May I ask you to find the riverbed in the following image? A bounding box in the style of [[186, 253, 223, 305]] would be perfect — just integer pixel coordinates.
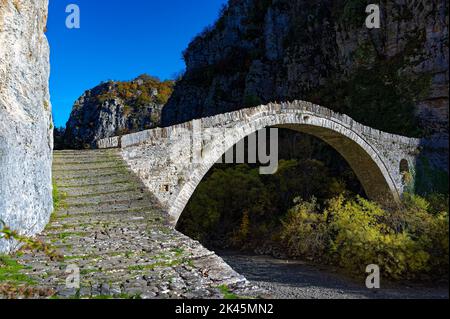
[[218, 251, 449, 299]]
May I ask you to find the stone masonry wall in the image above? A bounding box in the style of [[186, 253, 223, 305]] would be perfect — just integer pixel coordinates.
[[0, 0, 53, 253]]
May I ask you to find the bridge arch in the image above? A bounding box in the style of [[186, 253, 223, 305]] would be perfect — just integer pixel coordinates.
[[98, 100, 420, 227], [168, 107, 400, 225]]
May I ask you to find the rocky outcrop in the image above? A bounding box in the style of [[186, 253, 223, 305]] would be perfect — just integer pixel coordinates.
[[64, 75, 174, 149], [0, 0, 53, 253], [162, 0, 449, 137]]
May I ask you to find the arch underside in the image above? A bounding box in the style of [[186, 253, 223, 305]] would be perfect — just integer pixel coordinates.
[[277, 124, 398, 202], [169, 116, 400, 225]]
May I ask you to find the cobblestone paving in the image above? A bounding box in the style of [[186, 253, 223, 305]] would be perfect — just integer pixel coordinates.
[[6, 150, 266, 299]]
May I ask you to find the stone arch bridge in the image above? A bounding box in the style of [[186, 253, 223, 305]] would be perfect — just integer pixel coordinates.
[[97, 100, 421, 225]]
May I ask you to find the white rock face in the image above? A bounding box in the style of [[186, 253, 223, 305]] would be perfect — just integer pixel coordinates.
[[0, 0, 53, 253]]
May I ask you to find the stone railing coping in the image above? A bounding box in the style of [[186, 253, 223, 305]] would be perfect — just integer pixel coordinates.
[[97, 100, 424, 149]]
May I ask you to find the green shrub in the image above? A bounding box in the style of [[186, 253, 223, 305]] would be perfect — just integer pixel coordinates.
[[52, 181, 62, 212], [177, 164, 273, 244], [0, 255, 35, 286], [281, 198, 330, 261], [391, 193, 449, 277], [280, 194, 449, 280], [326, 196, 430, 279], [178, 158, 358, 248], [231, 211, 251, 247], [96, 75, 174, 108]]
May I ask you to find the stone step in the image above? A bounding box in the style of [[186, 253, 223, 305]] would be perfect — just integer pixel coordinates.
[[64, 189, 147, 205], [53, 163, 129, 173], [56, 175, 135, 188], [45, 221, 149, 237], [54, 167, 131, 179], [58, 179, 133, 189], [53, 167, 130, 179], [60, 237, 184, 258], [53, 170, 130, 184], [53, 153, 120, 162], [53, 209, 162, 223], [59, 200, 155, 215], [53, 155, 122, 163], [54, 149, 118, 156], [58, 182, 140, 197], [53, 159, 122, 166], [65, 192, 150, 207], [64, 187, 145, 199], [46, 217, 148, 232], [51, 211, 162, 226]]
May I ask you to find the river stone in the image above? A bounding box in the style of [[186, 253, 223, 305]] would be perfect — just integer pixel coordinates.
[[0, 0, 53, 253]]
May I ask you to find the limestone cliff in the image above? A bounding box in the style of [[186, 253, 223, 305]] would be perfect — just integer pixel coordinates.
[[64, 74, 174, 149], [162, 0, 448, 137], [0, 0, 53, 253]]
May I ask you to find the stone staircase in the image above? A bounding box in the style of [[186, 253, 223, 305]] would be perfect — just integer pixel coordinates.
[[4, 150, 264, 299]]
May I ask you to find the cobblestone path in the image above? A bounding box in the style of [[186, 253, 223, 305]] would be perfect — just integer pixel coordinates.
[[4, 150, 265, 299]]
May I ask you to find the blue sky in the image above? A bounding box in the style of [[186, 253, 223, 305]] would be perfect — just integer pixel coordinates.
[[48, 0, 227, 127]]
